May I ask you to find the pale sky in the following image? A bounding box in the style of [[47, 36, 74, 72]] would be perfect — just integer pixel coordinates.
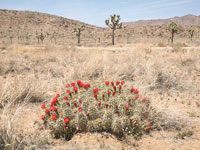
[[0, 0, 200, 27]]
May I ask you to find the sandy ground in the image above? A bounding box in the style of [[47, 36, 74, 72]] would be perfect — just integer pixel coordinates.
[[0, 44, 200, 150]]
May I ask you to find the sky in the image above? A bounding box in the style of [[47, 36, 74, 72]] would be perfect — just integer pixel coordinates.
[[0, 0, 200, 27]]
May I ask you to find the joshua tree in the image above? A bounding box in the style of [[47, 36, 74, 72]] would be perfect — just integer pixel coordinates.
[[105, 14, 122, 45], [73, 25, 85, 45], [168, 22, 178, 44], [39, 32, 45, 44], [188, 29, 194, 41]]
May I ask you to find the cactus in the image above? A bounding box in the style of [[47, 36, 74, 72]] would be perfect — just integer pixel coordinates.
[[168, 22, 178, 44], [188, 29, 194, 42], [73, 25, 85, 45], [105, 14, 122, 45]]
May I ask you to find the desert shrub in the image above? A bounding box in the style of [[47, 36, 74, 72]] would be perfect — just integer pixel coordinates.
[[40, 80, 154, 140], [157, 42, 166, 47]]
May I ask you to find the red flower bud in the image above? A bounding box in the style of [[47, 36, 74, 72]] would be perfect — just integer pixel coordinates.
[[116, 81, 120, 85], [105, 104, 109, 108], [86, 113, 90, 117], [64, 117, 69, 124], [78, 107, 83, 112], [107, 90, 111, 96], [134, 89, 139, 94], [146, 126, 152, 130], [135, 94, 139, 100], [98, 101, 101, 107], [94, 93, 98, 99], [66, 101, 70, 106], [71, 83, 75, 86], [73, 86, 78, 93], [56, 94, 60, 98], [112, 92, 116, 96], [126, 106, 129, 111], [121, 81, 125, 85], [111, 81, 114, 86], [79, 99, 82, 103], [41, 104, 46, 109], [64, 96, 68, 100], [65, 83, 70, 88], [45, 109, 50, 114], [41, 115, 45, 120], [52, 114, 57, 120], [142, 98, 147, 103], [105, 81, 109, 86], [74, 102, 77, 107]]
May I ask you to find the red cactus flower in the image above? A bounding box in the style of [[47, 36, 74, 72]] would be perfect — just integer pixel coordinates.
[[113, 86, 116, 91], [135, 94, 139, 100], [134, 89, 139, 94], [78, 107, 83, 112], [134, 121, 138, 125], [130, 88, 135, 93], [66, 101, 70, 106], [121, 81, 125, 85], [65, 83, 70, 88], [66, 90, 71, 94], [41, 104, 46, 109], [112, 92, 116, 96], [45, 109, 50, 114], [146, 126, 152, 130], [93, 88, 99, 93], [86, 113, 90, 117], [77, 80, 81, 85], [79, 82, 83, 87], [64, 96, 68, 100], [102, 94, 105, 100], [49, 106, 53, 111], [64, 117, 69, 124], [94, 93, 98, 99], [111, 81, 114, 86], [98, 101, 101, 107], [56, 94, 60, 98], [73, 86, 78, 93], [83, 84, 89, 89], [105, 81, 109, 86], [105, 104, 109, 108], [119, 85, 122, 91], [142, 98, 147, 103], [126, 106, 129, 111], [71, 82, 75, 86], [79, 99, 82, 103], [51, 97, 58, 106], [41, 115, 45, 120], [74, 102, 77, 107], [107, 90, 111, 96], [116, 81, 120, 85], [53, 107, 57, 112], [52, 114, 57, 120], [87, 83, 91, 88]]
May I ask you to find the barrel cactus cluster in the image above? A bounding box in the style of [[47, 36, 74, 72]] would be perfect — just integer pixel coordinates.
[[40, 80, 154, 140]]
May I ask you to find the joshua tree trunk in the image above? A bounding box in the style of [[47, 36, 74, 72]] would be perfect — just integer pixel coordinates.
[[78, 35, 80, 45], [112, 29, 115, 45], [171, 32, 174, 44]]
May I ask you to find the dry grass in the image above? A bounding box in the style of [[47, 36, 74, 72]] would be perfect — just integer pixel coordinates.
[[0, 44, 200, 149]]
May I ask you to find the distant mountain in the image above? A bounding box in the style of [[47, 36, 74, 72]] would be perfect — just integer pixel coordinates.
[[123, 14, 200, 26]]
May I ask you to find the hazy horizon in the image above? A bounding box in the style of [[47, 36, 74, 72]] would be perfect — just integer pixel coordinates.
[[0, 0, 200, 27]]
